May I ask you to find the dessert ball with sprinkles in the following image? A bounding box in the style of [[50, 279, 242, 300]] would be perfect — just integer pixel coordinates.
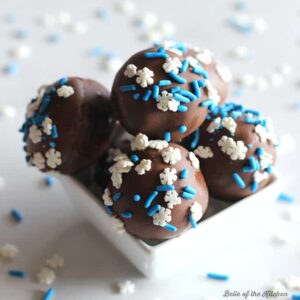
[[102, 134, 209, 240], [111, 43, 222, 143], [184, 102, 278, 201], [20, 77, 115, 174]]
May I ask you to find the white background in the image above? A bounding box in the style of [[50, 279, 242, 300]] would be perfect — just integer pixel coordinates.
[[0, 0, 300, 299]]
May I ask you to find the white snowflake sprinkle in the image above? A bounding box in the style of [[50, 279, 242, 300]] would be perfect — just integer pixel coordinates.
[[160, 168, 177, 185], [117, 280, 135, 294], [57, 85, 75, 98], [42, 117, 53, 135], [164, 190, 181, 209], [190, 202, 203, 222], [29, 125, 42, 144], [45, 149, 62, 169], [124, 64, 137, 78], [260, 151, 273, 170], [157, 91, 179, 112], [285, 275, 300, 290], [46, 254, 64, 269], [218, 136, 248, 160], [109, 159, 134, 189], [37, 267, 56, 285], [103, 188, 113, 206], [161, 147, 181, 165], [216, 62, 232, 82], [162, 57, 182, 74], [106, 148, 122, 163], [207, 117, 221, 133], [131, 133, 149, 151], [253, 171, 269, 183], [31, 152, 46, 170], [195, 49, 214, 65], [222, 117, 237, 135], [148, 140, 168, 150], [136, 67, 154, 88], [194, 146, 214, 159], [153, 207, 172, 227], [135, 159, 152, 175], [189, 152, 200, 169], [255, 124, 268, 143], [113, 153, 129, 162], [205, 80, 221, 105], [0, 243, 18, 259], [112, 216, 125, 234]]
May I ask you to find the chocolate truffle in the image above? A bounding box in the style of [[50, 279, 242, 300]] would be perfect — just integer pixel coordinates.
[[111, 43, 223, 142], [183, 102, 278, 201], [101, 134, 209, 240], [20, 77, 115, 174]]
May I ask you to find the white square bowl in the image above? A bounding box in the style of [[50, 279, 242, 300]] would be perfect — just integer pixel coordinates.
[[57, 171, 284, 279]]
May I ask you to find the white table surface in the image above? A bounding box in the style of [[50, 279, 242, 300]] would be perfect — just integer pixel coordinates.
[[0, 0, 300, 299]]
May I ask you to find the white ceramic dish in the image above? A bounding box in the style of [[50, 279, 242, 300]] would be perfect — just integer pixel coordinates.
[[58, 171, 284, 279]]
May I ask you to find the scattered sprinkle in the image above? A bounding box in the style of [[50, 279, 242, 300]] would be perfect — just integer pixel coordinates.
[[43, 288, 55, 300], [207, 272, 229, 281], [117, 280, 135, 294], [10, 209, 23, 223], [8, 270, 27, 278]]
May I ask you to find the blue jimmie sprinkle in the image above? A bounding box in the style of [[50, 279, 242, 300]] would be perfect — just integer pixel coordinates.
[[147, 204, 161, 217], [112, 192, 122, 202], [156, 185, 175, 192], [192, 67, 208, 79], [120, 84, 136, 92], [200, 99, 214, 107], [144, 52, 169, 59], [242, 156, 259, 172], [168, 71, 187, 84], [133, 93, 140, 100], [49, 142, 56, 148], [97, 8, 109, 20], [190, 129, 199, 149], [250, 181, 258, 192], [164, 131, 171, 142], [58, 77, 68, 85], [178, 105, 188, 112], [232, 173, 246, 189], [173, 93, 190, 103], [45, 175, 54, 187], [8, 270, 27, 278], [121, 211, 133, 219], [207, 272, 229, 281], [244, 109, 260, 116], [245, 118, 261, 125], [178, 125, 187, 133], [266, 165, 272, 174], [192, 80, 201, 98], [157, 47, 165, 53], [144, 191, 159, 208], [51, 125, 58, 139], [181, 192, 195, 200], [292, 294, 300, 300], [104, 206, 112, 215], [130, 154, 140, 163], [164, 223, 177, 232], [5, 62, 19, 76], [49, 87, 56, 94], [183, 186, 197, 195], [159, 80, 171, 87], [133, 194, 141, 202], [198, 80, 206, 88], [277, 193, 294, 203], [171, 86, 181, 93], [10, 209, 23, 222], [179, 90, 197, 101], [188, 214, 197, 228], [152, 85, 159, 99], [180, 168, 188, 179], [143, 89, 152, 101], [43, 288, 55, 300], [179, 59, 189, 73], [256, 147, 264, 157]]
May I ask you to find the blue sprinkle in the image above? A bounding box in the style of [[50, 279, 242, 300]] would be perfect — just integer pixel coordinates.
[[245, 118, 261, 125], [112, 192, 122, 202], [147, 204, 161, 217], [192, 80, 201, 98], [256, 147, 264, 157], [49, 87, 56, 94], [5, 62, 19, 76], [130, 154, 140, 163], [178, 105, 188, 112], [10, 209, 23, 222], [47, 33, 62, 43], [152, 85, 159, 99], [190, 129, 200, 149], [181, 191, 195, 200], [179, 59, 189, 73], [292, 294, 300, 300], [121, 211, 133, 219], [39, 96, 51, 113], [88, 47, 103, 57], [4, 14, 17, 24], [188, 214, 197, 228], [266, 165, 272, 174], [49, 142, 56, 148], [173, 93, 190, 103], [164, 223, 177, 232], [159, 80, 171, 87], [232, 173, 246, 189], [192, 67, 208, 79], [164, 131, 171, 142], [133, 194, 141, 202], [156, 185, 175, 192], [144, 52, 169, 59], [180, 168, 188, 179], [8, 270, 27, 278], [58, 77, 68, 85], [178, 125, 187, 133], [97, 8, 109, 19], [207, 272, 229, 281], [244, 109, 260, 116], [144, 191, 159, 208], [133, 93, 140, 100], [171, 86, 181, 93], [157, 47, 165, 53], [198, 80, 206, 88], [277, 193, 294, 203], [200, 99, 214, 107], [168, 71, 187, 84], [179, 90, 197, 101], [143, 89, 152, 101], [51, 125, 58, 139], [45, 175, 54, 187], [183, 186, 197, 195], [43, 288, 55, 300], [120, 84, 136, 92], [104, 206, 112, 215], [250, 181, 258, 192], [247, 144, 253, 148], [14, 29, 29, 39]]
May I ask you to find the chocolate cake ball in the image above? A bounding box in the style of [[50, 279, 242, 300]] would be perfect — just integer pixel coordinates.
[[20, 77, 115, 174], [183, 102, 278, 201], [111, 43, 224, 142], [101, 134, 209, 240]]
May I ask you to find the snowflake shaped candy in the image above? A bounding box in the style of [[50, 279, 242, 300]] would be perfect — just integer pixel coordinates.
[[57, 85, 75, 98], [218, 136, 248, 160], [124, 64, 137, 78], [253, 171, 269, 183], [160, 168, 177, 185], [117, 280, 135, 294], [153, 207, 172, 227], [46, 254, 64, 269], [156, 91, 179, 112], [189, 152, 200, 169], [255, 124, 268, 143], [164, 190, 181, 209], [135, 159, 152, 175], [148, 140, 168, 150], [162, 57, 182, 74], [45, 149, 62, 169], [161, 147, 181, 165], [205, 80, 221, 105], [131, 133, 149, 151], [109, 159, 134, 189], [260, 151, 273, 170], [31, 152, 46, 170], [29, 125, 42, 144], [194, 146, 214, 159], [216, 62, 232, 82], [136, 67, 154, 88], [207, 117, 221, 133], [112, 217, 125, 234], [195, 48, 214, 65], [0, 243, 18, 259], [37, 267, 56, 285], [42, 117, 53, 135], [221, 117, 237, 135], [103, 188, 113, 206], [190, 202, 203, 222]]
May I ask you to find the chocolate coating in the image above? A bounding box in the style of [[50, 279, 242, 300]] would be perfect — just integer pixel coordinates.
[[183, 102, 277, 201], [111, 46, 222, 142], [21, 77, 115, 174], [103, 140, 209, 240]]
